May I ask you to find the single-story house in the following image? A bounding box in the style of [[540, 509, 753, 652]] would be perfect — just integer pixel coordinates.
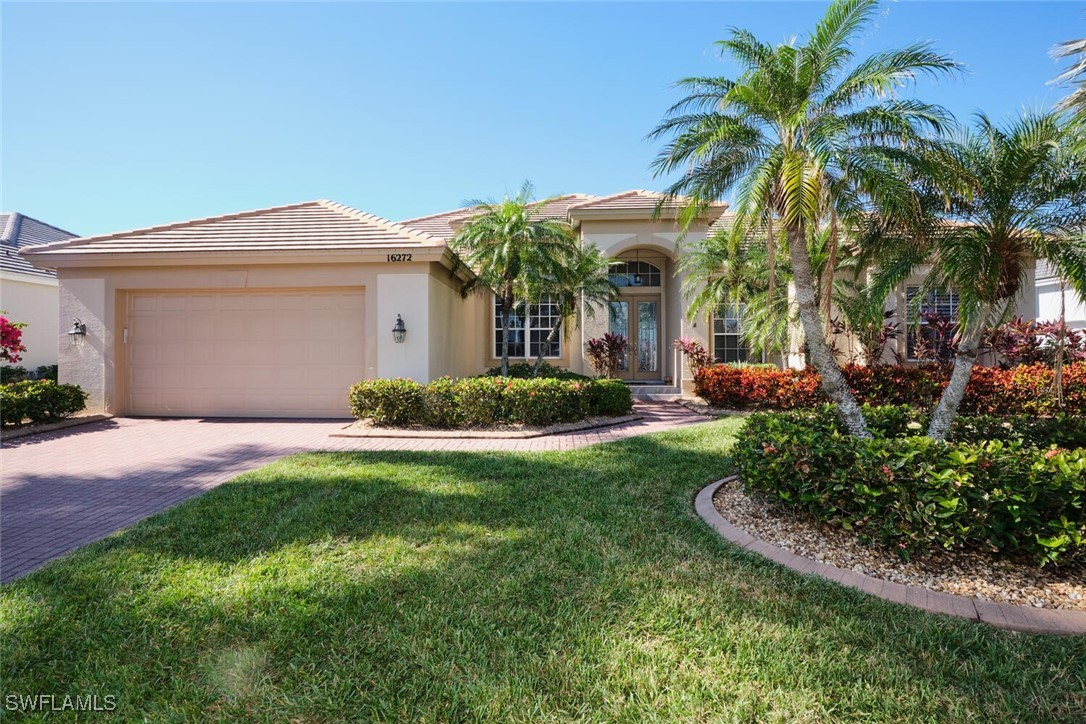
[[21, 194, 1076, 418], [1, 212, 78, 370], [22, 193, 725, 418]]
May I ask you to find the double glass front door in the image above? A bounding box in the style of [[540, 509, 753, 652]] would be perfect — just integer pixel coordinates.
[[609, 296, 661, 381]]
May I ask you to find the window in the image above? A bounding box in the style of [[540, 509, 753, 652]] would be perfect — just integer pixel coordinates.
[[494, 296, 562, 359], [608, 261, 661, 288], [713, 304, 749, 363], [906, 286, 959, 361]]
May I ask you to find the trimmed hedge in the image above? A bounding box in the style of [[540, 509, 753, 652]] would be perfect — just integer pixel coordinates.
[[348, 377, 632, 428], [694, 362, 1086, 415], [1, 380, 89, 427], [731, 408, 1086, 565], [819, 404, 1086, 449], [481, 362, 591, 381]]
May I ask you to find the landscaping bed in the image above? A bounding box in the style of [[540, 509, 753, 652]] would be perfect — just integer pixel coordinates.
[[694, 361, 1086, 415], [0, 379, 89, 428], [334, 412, 640, 439], [713, 479, 1085, 610], [726, 404, 1085, 611], [349, 376, 632, 429]]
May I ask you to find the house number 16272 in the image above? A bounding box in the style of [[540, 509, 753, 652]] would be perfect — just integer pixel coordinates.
[[387, 254, 413, 262]]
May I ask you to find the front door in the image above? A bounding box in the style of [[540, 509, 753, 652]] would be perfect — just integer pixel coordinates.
[[609, 296, 661, 381]]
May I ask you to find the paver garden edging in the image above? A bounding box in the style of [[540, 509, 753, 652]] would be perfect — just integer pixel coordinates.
[[331, 414, 642, 439], [0, 414, 113, 441], [696, 476, 1086, 636]]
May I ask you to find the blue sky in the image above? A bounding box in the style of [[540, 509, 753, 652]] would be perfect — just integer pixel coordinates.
[[3, 1, 1082, 236]]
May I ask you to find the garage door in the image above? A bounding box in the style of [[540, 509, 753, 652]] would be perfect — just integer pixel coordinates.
[[126, 289, 365, 418]]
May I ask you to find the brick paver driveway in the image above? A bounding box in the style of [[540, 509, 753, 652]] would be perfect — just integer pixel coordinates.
[[0, 402, 706, 582]]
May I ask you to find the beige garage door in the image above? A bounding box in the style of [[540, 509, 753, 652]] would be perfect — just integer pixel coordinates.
[[126, 289, 365, 418]]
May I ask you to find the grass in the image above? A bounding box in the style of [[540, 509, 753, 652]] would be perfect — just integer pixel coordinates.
[[2, 419, 1085, 721]]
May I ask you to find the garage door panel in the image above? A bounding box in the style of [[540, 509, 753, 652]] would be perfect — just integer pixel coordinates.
[[127, 289, 364, 418]]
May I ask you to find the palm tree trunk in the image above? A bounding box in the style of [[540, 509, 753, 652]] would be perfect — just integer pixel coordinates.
[[821, 209, 839, 337], [500, 298, 512, 377], [787, 223, 871, 439], [766, 215, 776, 303], [1053, 280, 1067, 408], [927, 311, 989, 440], [532, 318, 563, 376]]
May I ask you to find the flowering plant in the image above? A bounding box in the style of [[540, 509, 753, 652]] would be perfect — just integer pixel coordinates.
[[585, 333, 628, 378], [1, 315, 27, 364], [672, 336, 711, 373]]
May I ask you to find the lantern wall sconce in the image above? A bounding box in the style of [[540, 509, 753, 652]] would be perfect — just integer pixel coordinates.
[[392, 314, 407, 344], [66, 318, 87, 344]]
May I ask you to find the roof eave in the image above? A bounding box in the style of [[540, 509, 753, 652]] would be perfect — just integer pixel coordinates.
[[568, 205, 728, 225], [20, 245, 451, 270]]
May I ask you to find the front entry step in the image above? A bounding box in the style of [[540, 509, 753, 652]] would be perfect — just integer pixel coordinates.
[[627, 385, 683, 401]]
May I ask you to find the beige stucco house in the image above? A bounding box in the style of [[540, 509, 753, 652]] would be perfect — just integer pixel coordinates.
[[22, 192, 726, 418], [1, 212, 78, 370]]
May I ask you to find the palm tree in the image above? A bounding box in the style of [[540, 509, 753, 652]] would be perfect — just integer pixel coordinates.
[[1051, 37, 1086, 124], [525, 244, 618, 376], [650, 0, 959, 438], [682, 218, 891, 365], [450, 182, 582, 375], [862, 112, 1086, 439]]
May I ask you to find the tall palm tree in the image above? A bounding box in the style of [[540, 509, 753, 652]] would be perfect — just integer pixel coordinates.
[[649, 0, 959, 438], [450, 182, 582, 375], [862, 112, 1086, 439], [525, 244, 617, 376], [1051, 37, 1086, 124]]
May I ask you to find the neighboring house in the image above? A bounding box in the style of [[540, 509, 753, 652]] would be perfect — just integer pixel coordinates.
[[1036, 259, 1086, 330], [0, 212, 78, 370], [22, 194, 725, 418]]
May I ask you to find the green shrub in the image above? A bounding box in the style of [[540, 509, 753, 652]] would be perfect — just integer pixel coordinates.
[[796, 404, 1086, 448], [1, 365, 29, 384], [34, 364, 59, 382], [730, 410, 1086, 565], [456, 377, 512, 426], [348, 376, 632, 428], [585, 378, 633, 417], [348, 378, 425, 427], [481, 362, 590, 381], [0, 380, 89, 427], [505, 378, 588, 426], [420, 376, 464, 428]]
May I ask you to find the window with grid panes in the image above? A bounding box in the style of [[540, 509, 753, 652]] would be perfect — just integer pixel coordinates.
[[713, 304, 749, 363], [493, 295, 562, 358]]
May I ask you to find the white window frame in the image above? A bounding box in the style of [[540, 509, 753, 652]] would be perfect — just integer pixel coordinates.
[[712, 303, 749, 364], [493, 295, 562, 360]]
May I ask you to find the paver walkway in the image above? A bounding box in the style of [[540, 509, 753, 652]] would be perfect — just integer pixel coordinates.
[[0, 402, 706, 582]]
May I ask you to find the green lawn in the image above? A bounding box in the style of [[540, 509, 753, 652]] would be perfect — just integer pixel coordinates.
[[2, 419, 1084, 721]]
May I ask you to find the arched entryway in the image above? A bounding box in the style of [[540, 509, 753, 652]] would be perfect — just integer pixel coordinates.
[[608, 252, 666, 382]]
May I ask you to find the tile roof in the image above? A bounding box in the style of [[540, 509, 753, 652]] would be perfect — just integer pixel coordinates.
[[1, 212, 77, 279], [22, 201, 443, 260], [400, 194, 600, 241], [397, 207, 478, 242], [567, 190, 727, 216]]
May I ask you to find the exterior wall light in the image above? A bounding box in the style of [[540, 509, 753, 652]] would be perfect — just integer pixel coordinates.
[[392, 314, 407, 344], [67, 318, 87, 344]]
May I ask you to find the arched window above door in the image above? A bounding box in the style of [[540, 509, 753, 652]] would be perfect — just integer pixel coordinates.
[[608, 260, 661, 288]]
